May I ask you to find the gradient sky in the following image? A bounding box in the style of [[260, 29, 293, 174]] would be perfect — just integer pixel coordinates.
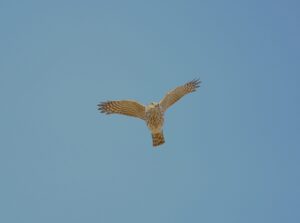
[[1, 1, 300, 223]]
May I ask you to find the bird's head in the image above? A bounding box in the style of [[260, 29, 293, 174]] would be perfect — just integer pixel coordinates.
[[150, 102, 159, 108]]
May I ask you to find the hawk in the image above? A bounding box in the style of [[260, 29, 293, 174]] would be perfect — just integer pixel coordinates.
[[98, 79, 201, 147]]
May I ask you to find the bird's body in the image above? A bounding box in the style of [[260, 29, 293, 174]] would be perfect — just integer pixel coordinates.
[[98, 79, 201, 147], [145, 102, 164, 133], [145, 102, 165, 146]]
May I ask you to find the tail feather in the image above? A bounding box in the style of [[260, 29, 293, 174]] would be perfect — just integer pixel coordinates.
[[152, 131, 165, 147]]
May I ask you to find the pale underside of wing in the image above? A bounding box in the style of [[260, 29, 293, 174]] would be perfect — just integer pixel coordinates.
[[159, 79, 201, 112], [98, 100, 146, 120]]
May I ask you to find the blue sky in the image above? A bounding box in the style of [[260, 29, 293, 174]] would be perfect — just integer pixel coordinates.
[[1, 0, 300, 222]]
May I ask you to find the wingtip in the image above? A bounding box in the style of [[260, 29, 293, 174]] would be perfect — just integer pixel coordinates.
[[191, 78, 201, 88], [97, 102, 106, 113]]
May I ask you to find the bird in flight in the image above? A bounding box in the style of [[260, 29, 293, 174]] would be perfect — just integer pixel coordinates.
[[98, 79, 201, 147]]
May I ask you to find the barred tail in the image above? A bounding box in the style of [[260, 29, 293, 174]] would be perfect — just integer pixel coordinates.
[[152, 131, 165, 147]]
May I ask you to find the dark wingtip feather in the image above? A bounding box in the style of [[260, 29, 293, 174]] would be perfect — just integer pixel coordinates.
[[97, 101, 108, 114], [189, 78, 201, 90]]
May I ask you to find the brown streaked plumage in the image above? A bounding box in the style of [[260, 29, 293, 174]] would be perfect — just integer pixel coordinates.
[[98, 79, 201, 147], [159, 79, 201, 112], [98, 100, 146, 120]]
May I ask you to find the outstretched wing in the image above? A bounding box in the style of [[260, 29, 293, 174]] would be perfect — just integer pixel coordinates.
[[98, 100, 146, 120], [159, 79, 201, 112]]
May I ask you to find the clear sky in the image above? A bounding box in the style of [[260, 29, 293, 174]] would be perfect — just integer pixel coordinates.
[[1, 0, 300, 223]]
